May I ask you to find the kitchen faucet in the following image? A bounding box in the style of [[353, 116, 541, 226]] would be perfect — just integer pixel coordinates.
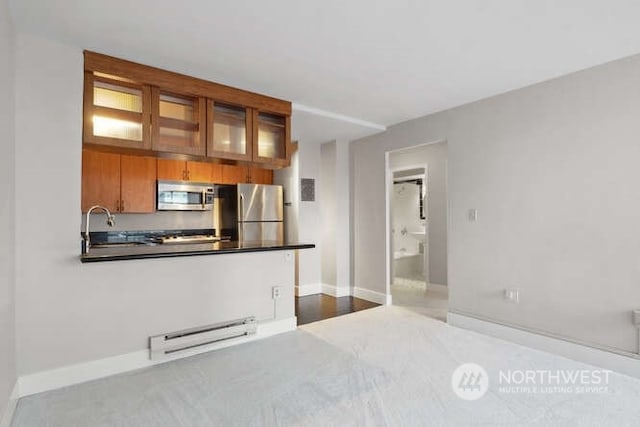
[[84, 205, 115, 253]]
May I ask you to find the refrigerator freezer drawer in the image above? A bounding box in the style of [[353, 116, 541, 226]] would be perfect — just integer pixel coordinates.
[[239, 222, 284, 242]]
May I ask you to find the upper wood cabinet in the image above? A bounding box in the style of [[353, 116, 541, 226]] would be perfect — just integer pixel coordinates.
[[187, 161, 213, 182], [157, 158, 212, 182], [207, 102, 252, 161], [216, 164, 273, 185], [120, 155, 157, 213], [83, 72, 151, 150], [250, 166, 274, 185], [82, 149, 120, 212], [220, 164, 249, 184], [253, 111, 291, 167], [206, 101, 290, 166], [83, 51, 292, 168], [82, 149, 156, 213], [152, 89, 206, 156]]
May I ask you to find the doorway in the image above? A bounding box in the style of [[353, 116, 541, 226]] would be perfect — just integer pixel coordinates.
[[386, 142, 449, 321]]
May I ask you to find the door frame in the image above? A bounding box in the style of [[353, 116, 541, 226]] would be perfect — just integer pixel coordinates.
[[384, 140, 448, 303]]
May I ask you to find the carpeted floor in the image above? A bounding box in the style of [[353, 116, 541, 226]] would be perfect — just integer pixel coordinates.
[[12, 306, 640, 426], [392, 279, 448, 321]]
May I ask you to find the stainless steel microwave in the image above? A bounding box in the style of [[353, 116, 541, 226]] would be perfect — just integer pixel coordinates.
[[157, 180, 215, 211]]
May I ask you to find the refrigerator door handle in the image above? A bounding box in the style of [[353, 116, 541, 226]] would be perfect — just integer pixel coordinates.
[[239, 193, 245, 241]]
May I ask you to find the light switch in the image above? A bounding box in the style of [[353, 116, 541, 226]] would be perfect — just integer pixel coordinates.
[[468, 209, 478, 222]]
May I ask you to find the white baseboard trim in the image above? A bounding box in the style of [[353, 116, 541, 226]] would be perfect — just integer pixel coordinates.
[[0, 382, 19, 427], [17, 317, 297, 398], [321, 283, 351, 298], [447, 311, 640, 379], [257, 316, 297, 337], [353, 287, 391, 305], [296, 283, 322, 296], [296, 284, 392, 305]]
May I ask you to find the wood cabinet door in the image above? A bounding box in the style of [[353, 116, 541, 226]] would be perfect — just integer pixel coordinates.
[[81, 149, 121, 212], [152, 89, 206, 156], [186, 161, 212, 182], [252, 111, 290, 167], [157, 158, 186, 180], [120, 155, 157, 213], [221, 164, 249, 184], [250, 166, 273, 185], [211, 163, 223, 183], [207, 101, 253, 162], [84, 73, 151, 150]]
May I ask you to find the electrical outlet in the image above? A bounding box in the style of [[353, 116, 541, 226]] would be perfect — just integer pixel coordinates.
[[633, 309, 640, 326], [272, 286, 282, 299], [468, 209, 478, 222], [504, 289, 519, 304]]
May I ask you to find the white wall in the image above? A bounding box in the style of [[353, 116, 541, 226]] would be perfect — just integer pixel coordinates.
[[320, 141, 337, 287], [14, 32, 296, 376], [390, 142, 448, 285], [295, 141, 322, 292], [353, 53, 640, 355], [0, 0, 16, 418], [318, 139, 352, 295], [334, 140, 351, 291], [276, 138, 350, 297]]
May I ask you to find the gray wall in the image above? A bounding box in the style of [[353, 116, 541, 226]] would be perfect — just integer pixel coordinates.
[[390, 142, 448, 285], [0, 0, 16, 418], [352, 53, 640, 354]]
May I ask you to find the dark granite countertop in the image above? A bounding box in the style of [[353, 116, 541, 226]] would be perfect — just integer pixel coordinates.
[[80, 239, 315, 263]]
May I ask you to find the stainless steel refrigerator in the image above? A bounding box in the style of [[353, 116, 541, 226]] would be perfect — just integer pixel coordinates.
[[218, 184, 284, 242]]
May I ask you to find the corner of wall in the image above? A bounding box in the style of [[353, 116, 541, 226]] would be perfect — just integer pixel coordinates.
[[0, 0, 17, 422]]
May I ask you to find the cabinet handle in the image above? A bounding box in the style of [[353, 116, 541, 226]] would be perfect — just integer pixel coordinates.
[[187, 170, 190, 180], [121, 199, 125, 212], [115, 200, 120, 212]]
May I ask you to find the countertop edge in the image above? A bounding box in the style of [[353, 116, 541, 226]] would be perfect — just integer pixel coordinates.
[[80, 243, 315, 263]]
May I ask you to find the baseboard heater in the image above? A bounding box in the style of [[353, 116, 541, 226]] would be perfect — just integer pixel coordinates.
[[149, 316, 257, 360]]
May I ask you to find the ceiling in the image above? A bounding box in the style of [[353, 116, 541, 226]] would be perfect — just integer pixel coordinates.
[[10, 0, 640, 142]]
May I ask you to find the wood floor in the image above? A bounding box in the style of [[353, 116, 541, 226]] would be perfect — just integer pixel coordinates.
[[295, 294, 380, 325]]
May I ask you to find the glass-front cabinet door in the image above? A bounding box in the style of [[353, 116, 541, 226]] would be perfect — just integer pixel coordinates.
[[83, 72, 151, 149], [253, 111, 290, 167], [207, 101, 252, 161], [152, 89, 206, 156]]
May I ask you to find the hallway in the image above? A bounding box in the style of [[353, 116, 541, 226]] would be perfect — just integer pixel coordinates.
[[391, 280, 448, 322]]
